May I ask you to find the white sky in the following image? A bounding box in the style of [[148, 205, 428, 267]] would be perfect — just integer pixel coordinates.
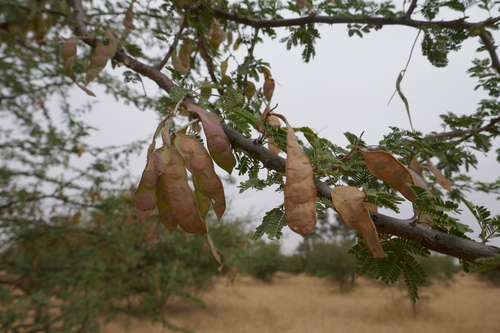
[[78, 6, 500, 254]]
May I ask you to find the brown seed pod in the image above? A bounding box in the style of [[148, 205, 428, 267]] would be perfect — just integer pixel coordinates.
[[331, 186, 387, 258], [86, 27, 117, 84], [357, 149, 417, 202], [273, 113, 317, 237], [426, 157, 451, 191], [132, 146, 171, 223], [263, 77, 275, 103], [181, 102, 236, 174], [159, 147, 206, 235], [174, 133, 226, 221]]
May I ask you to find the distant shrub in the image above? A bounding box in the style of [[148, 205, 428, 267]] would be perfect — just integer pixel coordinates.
[[416, 254, 461, 285], [278, 254, 305, 274], [240, 241, 280, 282], [477, 269, 500, 286], [305, 241, 357, 292]]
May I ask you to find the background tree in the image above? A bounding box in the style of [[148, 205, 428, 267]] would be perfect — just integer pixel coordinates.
[[2, 0, 500, 330]]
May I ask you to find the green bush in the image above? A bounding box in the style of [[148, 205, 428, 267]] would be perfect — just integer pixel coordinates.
[[477, 269, 500, 286], [305, 241, 357, 292], [417, 254, 461, 285], [0, 195, 248, 332], [240, 241, 281, 282], [278, 254, 305, 274]]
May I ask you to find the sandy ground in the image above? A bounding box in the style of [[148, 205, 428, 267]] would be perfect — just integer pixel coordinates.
[[101, 273, 500, 333]]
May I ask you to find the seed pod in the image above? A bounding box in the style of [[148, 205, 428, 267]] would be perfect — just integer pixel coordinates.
[[331, 186, 387, 258], [62, 37, 95, 96], [274, 113, 317, 236], [263, 77, 275, 103], [179, 42, 192, 69], [160, 147, 206, 235], [193, 176, 212, 220], [181, 102, 236, 174], [357, 148, 417, 202], [156, 179, 177, 234], [86, 27, 118, 84], [426, 157, 451, 191], [133, 146, 171, 222], [62, 37, 79, 81], [174, 133, 226, 221], [123, 3, 136, 30], [245, 81, 256, 101], [209, 22, 226, 51], [172, 49, 189, 75]]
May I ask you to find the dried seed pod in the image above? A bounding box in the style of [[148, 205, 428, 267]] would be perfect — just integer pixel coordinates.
[[171, 49, 189, 75], [86, 27, 118, 84], [331, 186, 387, 258], [62, 37, 95, 96], [123, 3, 136, 30], [426, 157, 451, 191], [160, 147, 206, 235], [193, 176, 212, 220], [174, 133, 226, 220], [156, 178, 177, 234], [179, 42, 192, 69], [408, 156, 423, 175], [133, 146, 171, 222], [245, 81, 256, 101], [263, 77, 275, 103], [182, 102, 236, 174], [274, 113, 317, 236], [357, 148, 417, 202], [209, 22, 226, 50]]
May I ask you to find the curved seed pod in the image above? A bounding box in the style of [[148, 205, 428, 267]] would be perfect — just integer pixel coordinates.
[[182, 102, 236, 174], [172, 49, 189, 75], [62, 37, 95, 96], [179, 42, 192, 69], [426, 157, 451, 190], [123, 3, 136, 30], [357, 148, 417, 202], [331, 186, 387, 258], [62, 37, 79, 81], [267, 115, 281, 155], [156, 178, 176, 234], [245, 81, 256, 101], [263, 77, 275, 103], [408, 156, 423, 175], [193, 176, 212, 220], [174, 133, 226, 220], [209, 22, 226, 51], [274, 113, 317, 237], [161, 147, 206, 235], [86, 27, 118, 84], [133, 146, 171, 222]]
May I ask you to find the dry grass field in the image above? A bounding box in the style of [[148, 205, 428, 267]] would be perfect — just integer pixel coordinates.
[[102, 273, 500, 333]]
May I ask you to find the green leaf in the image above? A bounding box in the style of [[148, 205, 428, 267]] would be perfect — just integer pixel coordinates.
[[254, 207, 287, 240]]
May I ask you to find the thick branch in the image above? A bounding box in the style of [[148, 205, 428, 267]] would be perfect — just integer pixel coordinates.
[[223, 122, 500, 264], [193, 5, 500, 30], [70, 0, 500, 265]]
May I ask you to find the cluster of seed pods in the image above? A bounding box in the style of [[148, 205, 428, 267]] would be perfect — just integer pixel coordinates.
[[132, 106, 237, 264]]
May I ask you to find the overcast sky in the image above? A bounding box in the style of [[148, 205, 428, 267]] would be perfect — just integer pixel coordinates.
[[79, 4, 500, 254]]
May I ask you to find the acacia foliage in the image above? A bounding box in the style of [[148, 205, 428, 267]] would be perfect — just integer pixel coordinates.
[[2, 0, 500, 329]]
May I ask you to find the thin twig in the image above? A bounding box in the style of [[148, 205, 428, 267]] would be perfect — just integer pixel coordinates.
[[242, 27, 260, 97], [197, 33, 225, 96], [479, 31, 500, 75], [155, 16, 189, 70]]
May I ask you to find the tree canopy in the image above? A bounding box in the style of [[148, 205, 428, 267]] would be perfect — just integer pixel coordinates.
[[2, 0, 500, 329]]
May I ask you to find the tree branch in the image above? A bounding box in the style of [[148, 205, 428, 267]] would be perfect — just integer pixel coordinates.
[[430, 115, 500, 139], [70, 0, 500, 265], [403, 0, 418, 19], [479, 31, 500, 75], [155, 15, 189, 70], [223, 122, 500, 265]]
